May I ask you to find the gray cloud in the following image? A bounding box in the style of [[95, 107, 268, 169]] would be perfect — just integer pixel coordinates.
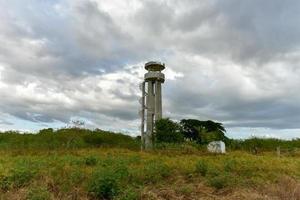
[[1, 0, 300, 137]]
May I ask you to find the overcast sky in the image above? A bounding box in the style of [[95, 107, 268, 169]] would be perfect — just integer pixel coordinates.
[[1, 0, 300, 139]]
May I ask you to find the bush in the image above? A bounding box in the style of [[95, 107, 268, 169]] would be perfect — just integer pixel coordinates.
[[142, 160, 171, 183], [0, 175, 10, 191], [84, 156, 98, 166], [88, 169, 120, 199], [224, 159, 238, 172], [88, 165, 129, 199], [70, 168, 85, 185], [207, 175, 229, 190], [38, 128, 54, 135], [26, 187, 50, 200], [114, 164, 129, 180], [10, 167, 36, 188], [0, 166, 36, 191], [83, 134, 103, 147], [195, 160, 208, 176]]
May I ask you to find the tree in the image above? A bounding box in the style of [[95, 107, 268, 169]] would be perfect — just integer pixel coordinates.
[[70, 120, 85, 129], [155, 118, 183, 143], [180, 119, 203, 142], [38, 128, 54, 134], [180, 119, 227, 144], [202, 120, 226, 133]]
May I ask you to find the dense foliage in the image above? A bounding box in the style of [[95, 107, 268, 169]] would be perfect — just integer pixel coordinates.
[[0, 128, 139, 150], [154, 118, 300, 153], [0, 126, 299, 153], [155, 118, 228, 145], [155, 118, 183, 143], [180, 119, 228, 144], [228, 137, 300, 152]]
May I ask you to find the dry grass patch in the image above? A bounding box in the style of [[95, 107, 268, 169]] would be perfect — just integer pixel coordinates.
[[267, 176, 300, 200]]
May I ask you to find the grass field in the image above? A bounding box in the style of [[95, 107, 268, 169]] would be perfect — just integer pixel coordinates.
[[1, 147, 300, 200]]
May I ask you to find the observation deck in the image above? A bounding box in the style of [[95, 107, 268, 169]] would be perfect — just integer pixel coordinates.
[[145, 61, 165, 71]]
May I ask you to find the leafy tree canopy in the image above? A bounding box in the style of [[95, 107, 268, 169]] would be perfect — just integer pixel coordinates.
[[154, 118, 228, 144], [155, 118, 184, 143], [180, 119, 228, 144]]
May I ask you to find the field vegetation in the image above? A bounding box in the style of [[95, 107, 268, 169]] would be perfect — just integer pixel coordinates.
[[0, 125, 300, 200]]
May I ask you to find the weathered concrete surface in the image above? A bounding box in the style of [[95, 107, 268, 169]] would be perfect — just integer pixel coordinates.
[[142, 61, 165, 150]]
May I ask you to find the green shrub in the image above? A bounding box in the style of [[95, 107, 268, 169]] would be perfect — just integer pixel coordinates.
[[207, 166, 221, 177], [70, 168, 85, 185], [195, 160, 208, 176], [49, 164, 85, 193], [26, 187, 50, 200], [207, 175, 229, 190], [84, 156, 98, 166], [10, 167, 36, 188], [88, 169, 120, 199], [83, 134, 103, 147], [0, 175, 10, 191], [1, 163, 37, 190], [129, 160, 170, 184], [142, 161, 171, 183], [38, 128, 54, 135], [114, 164, 129, 180], [224, 159, 238, 172]]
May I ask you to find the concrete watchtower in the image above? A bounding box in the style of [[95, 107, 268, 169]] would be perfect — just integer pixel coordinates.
[[140, 61, 165, 150]]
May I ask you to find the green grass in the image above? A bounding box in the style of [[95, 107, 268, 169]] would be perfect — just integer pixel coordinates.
[[0, 148, 299, 199], [0, 129, 300, 199]]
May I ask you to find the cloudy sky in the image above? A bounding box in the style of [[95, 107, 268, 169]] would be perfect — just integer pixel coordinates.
[[1, 0, 300, 139]]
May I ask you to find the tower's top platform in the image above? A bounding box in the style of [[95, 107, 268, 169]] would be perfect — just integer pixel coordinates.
[[145, 61, 165, 71]]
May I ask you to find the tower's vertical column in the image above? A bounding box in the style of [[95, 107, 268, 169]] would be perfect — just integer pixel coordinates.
[[142, 61, 165, 151], [155, 81, 162, 120], [140, 81, 145, 150], [145, 81, 154, 150]]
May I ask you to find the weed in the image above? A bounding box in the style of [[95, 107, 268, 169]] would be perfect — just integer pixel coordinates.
[[224, 159, 238, 172], [70, 168, 85, 185], [114, 164, 129, 180], [26, 186, 50, 200], [207, 175, 229, 190], [195, 160, 208, 176], [84, 155, 98, 166], [0, 175, 10, 191], [116, 187, 140, 200], [177, 184, 194, 196], [88, 169, 120, 199], [10, 167, 36, 188], [142, 160, 171, 183]]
